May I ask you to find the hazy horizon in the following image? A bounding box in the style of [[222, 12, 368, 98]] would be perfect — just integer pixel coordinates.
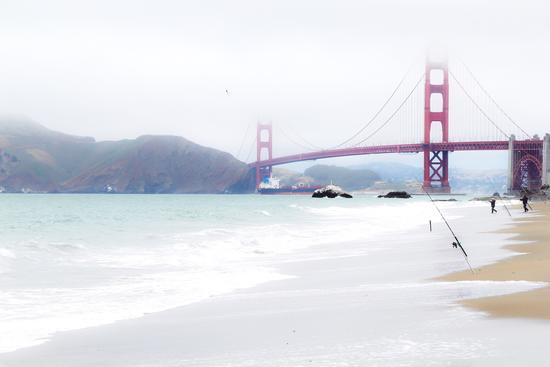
[[1, 0, 549, 170]]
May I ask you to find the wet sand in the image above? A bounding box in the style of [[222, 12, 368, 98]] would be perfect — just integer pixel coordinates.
[[441, 202, 550, 319], [3, 203, 550, 366]]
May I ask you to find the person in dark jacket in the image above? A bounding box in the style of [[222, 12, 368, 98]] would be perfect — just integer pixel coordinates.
[[521, 195, 529, 212], [490, 198, 497, 214]]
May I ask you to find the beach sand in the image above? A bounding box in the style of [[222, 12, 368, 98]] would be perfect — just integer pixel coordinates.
[[3, 203, 550, 366], [441, 203, 550, 319]]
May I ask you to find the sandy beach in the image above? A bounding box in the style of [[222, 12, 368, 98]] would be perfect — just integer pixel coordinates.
[[442, 202, 550, 319], [2, 200, 550, 367]]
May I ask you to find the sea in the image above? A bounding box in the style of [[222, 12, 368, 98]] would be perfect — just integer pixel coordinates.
[[0, 194, 546, 360]]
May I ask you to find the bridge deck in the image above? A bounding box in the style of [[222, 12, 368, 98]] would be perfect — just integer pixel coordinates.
[[250, 140, 543, 167]]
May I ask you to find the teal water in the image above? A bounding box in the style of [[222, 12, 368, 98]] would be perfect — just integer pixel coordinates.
[[0, 193, 467, 353], [3, 194, 549, 366]]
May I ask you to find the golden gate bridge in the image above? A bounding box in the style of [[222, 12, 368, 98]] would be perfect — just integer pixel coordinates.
[[246, 57, 550, 193]]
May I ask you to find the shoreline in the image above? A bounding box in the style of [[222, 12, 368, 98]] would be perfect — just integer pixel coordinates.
[[440, 203, 550, 319], [3, 202, 549, 366]]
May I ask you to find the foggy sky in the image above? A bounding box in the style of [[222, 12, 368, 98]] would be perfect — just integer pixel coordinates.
[[1, 0, 549, 169]]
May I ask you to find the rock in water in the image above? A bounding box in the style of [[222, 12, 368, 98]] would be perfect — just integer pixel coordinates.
[[312, 190, 324, 198], [312, 184, 352, 198], [377, 191, 412, 199]]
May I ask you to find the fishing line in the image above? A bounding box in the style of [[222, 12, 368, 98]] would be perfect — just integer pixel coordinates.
[[496, 194, 512, 217], [502, 201, 512, 217], [422, 186, 474, 274]]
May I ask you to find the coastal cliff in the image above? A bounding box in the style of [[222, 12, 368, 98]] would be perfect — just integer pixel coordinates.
[[0, 118, 254, 193]]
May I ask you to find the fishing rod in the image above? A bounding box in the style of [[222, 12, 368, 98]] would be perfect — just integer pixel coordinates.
[[521, 189, 534, 211], [501, 199, 512, 217], [422, 186, 474, 274], [502, 203, 512, 216]]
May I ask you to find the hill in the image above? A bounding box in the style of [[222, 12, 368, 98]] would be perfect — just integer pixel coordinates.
[[305, 165, 380, 190], [0, 117, 254, 193], [349, 162, 423, 182], [272, 165, 380, 191], [273, 161, 507, 194], [349, 161, 506, 194]]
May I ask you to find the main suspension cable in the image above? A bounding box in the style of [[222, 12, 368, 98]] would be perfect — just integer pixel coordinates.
[[235, 122, 252, 160], [456, 58, 530, 139], [449, 71, 510, 139], [278, 126, 323, 152], [352, 73, 424, 147], [331, 63, 416, 149], [244, 137, 256, 163]]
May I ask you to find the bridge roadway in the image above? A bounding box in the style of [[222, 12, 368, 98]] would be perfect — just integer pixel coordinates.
[[250, 140, 543, 168]]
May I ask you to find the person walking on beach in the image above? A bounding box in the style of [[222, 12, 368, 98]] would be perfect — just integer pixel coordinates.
[[521, 195, 529, 212], [490, 198, 497, 214]]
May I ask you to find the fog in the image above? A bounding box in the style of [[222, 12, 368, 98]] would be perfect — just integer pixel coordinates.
[[0, 0, 548, 169]]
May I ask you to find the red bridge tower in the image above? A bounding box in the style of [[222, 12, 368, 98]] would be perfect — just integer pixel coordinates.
[[256, 122, 273, 188], [423, 60, 451, 193]]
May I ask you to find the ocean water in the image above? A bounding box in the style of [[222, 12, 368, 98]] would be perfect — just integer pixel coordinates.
[[0, 194, 540, 356]]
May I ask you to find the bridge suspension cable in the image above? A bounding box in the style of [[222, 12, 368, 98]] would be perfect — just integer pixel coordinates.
[[330, 64, 416, 149], [235, 122, 252, 160], [351, 73, 425, 147], [248, 56, 530, 166], [278, 125, 324, 152], [449, 71, 510, 139], [457, 58, 530, 139], [244, 137, 256, 163]]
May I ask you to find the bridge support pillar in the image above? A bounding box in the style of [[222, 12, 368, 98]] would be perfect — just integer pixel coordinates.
[[544, 133, 550, 187], [510, 137, 544, 193], [423, 149, 450, 193], [423, 59, 450, 193], [507, 135, 515, 193], [255, 122, 273, 189]]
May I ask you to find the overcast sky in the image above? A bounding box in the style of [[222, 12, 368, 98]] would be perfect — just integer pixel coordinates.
[[1, 0, 549, 169]]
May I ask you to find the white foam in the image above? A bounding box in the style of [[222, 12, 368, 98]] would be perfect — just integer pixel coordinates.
[[0, 196, 528, 355], [0, 248, 16, 259], [0, 267, 292, 353]]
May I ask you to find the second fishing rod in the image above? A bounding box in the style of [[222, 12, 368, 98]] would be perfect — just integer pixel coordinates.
[[422, 187, 474, 274]]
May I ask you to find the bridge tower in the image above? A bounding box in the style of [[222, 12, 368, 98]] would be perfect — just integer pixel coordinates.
[[423, 60, 450, 193], [508, 136, 544, 193], [507, 135, 516, 192], [544, 134, 550, 187], [256, 122, 273, 189]]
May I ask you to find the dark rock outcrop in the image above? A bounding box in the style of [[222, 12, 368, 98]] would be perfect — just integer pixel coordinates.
[[377, 191, 412, 199], [312, 185, 353, 199]]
